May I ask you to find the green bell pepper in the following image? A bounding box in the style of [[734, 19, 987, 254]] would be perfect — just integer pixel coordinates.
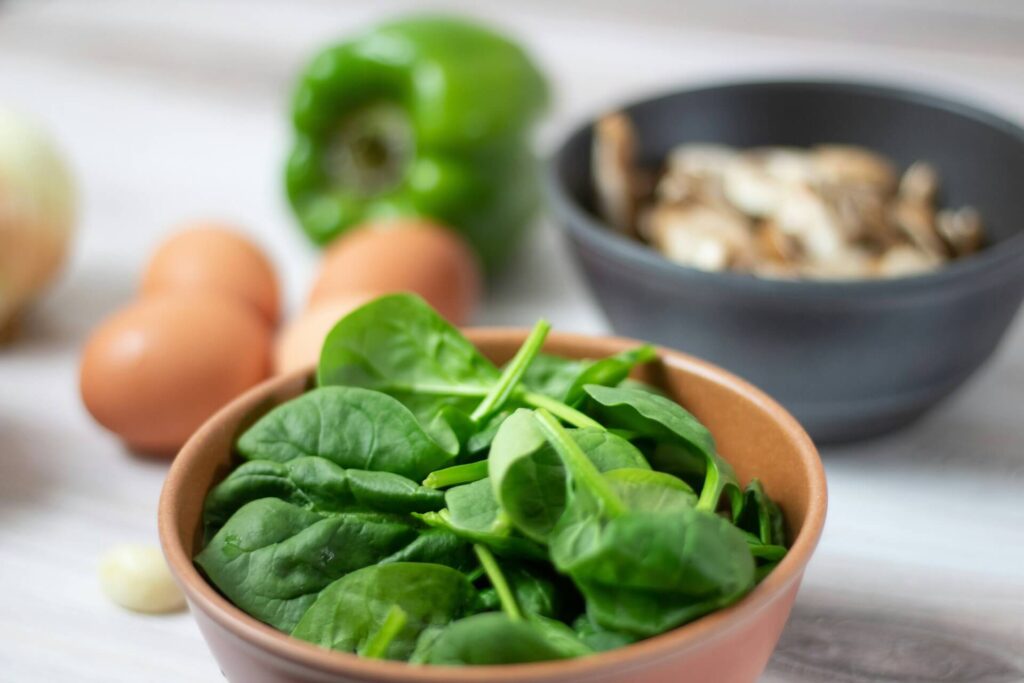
[[286, 16, 548, 273]]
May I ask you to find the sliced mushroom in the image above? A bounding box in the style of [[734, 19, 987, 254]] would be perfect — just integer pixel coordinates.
[[813, 145, 898, 195], [826, 185, 891, 246], [899, 161, 939, 204], [875, 245, 942, 277], [646, 204, 753, 272], [799, 246, 876, 280], [756, 220, 802, 264], [936, 207, 984, 257], [773, 186, 845, 262], [666, 143, 737, 178], [590, 111, 985, 282], [658, 143, 736, 205], [593, 112, 639, 235], [722, 156, 789, 217], [758, 147, 818, 186], [890, 199, 948, 259]]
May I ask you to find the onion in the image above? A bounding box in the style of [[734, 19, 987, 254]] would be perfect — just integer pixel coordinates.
[[0, 109, 75, 342]]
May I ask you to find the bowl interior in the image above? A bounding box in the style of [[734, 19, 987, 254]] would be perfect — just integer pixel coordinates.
[[555, 80, 1024, 248], [161, 329, 825, 681]]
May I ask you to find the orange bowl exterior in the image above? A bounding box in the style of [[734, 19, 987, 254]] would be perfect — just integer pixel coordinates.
[[159, 329, 827, 683]]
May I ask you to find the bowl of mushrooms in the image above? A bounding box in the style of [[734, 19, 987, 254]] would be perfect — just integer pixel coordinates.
[[548, 80, 1024, 442]]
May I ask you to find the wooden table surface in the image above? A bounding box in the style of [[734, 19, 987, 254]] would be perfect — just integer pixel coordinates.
[[1, 1, 1022, 681]]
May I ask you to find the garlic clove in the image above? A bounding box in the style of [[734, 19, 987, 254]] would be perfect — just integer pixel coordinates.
[[99, 545, 186, 614]]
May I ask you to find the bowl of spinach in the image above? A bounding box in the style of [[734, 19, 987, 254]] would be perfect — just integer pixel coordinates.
[[158, 293, 826, 683]]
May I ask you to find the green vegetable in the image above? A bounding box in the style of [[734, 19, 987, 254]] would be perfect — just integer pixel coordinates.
[[202, 457, 444, 538], [317, 294, 499, 414], [194, 294, 788, 666], [418, 479, 547, 561], [523, 346, 656, 406], [471, 319, 549, 422], [317, 294, 601, 430], [195, 499, 421, 631], [489, 409, 648, 543], [534, 409, 755, 637], [285, 16, 548, 272], [237, 386, 455, 481], [412, 612, 589, 665], [291, 563, 474, 660], [473, 545, 522, 621], [378, 528, 474, 570], [583, 385, 741, 512], [735, 479, 788, 548]]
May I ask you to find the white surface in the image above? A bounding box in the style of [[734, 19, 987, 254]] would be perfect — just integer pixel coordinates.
[[1, 1, 1022, 681]]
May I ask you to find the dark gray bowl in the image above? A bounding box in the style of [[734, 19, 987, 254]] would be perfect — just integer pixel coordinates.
[[548, 80, 1024, 443]]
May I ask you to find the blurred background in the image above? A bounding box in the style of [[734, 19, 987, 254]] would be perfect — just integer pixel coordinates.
[[1, 1, 1022, 681]]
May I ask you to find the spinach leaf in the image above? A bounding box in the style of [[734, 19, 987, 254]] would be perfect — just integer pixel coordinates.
[[236, 386, 455, 481], [554, 508, 755, 637], [417, 479, 548, 562], [489, 409, 648, 543], [378, 529, 474, 571], [522, 346, 656, 406], [583, 385, 740, 512], [317, 292, 499, 402], [533, 409, 754, 638], [469, 560, 580, 621], [411, 612, 590, 665], [194, 499, 420, 632], [565, 346, 656, 406], [471, 319, 549, 422], [291, 563, 474, 661], [734, 479, 788, 547], [202, 457, 444, 537], [572, 614, 637, 652], [602, 468, 697, 512]]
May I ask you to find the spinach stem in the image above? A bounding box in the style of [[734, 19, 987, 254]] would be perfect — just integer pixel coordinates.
[[471, 320, 551, 422], [422, 460, 489, 489], [696, 462, 722, 512], [533, 409, 628, 518], [473, 545, 523, 622], [359, 604, 407, 659], [521, 391, 604, 430]]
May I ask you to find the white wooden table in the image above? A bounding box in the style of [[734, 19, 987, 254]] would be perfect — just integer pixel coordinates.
[[1, 1, 1022, 680]]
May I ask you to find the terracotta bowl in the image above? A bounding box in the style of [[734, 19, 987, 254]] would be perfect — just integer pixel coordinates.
[[159, 329, 827, 683]]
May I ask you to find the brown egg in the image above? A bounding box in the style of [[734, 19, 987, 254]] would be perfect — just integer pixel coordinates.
[[273, 291, 383, 375], [308, 219, 481, 325], [80, 294, 271, 456], [141, 223, 280, 326]]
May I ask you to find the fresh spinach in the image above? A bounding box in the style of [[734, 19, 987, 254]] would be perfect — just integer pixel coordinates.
[[202, 457, 444, 538], [417, 479, 548, 562], [317, 293, 499, 405], [195, 294, 789, 667], [534, 409, 754, 637], [236, 386, 455, 481], [583, 385, 741, 512], [412, 612, 590, 665], [735, 479, 787, 547], [195, 499, 421, 632], [489, 409, 648, 543], [522, 346, 656, 406], [291, 563, 474, 661]]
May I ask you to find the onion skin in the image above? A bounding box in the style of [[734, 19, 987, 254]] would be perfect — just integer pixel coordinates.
[[0, 109, 75, 341]]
